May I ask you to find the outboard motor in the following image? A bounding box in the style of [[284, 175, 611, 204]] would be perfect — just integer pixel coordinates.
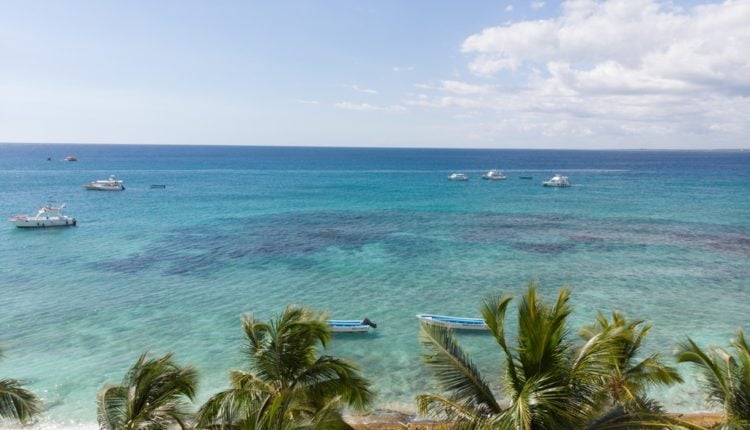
[[362, 318, 377, 329]]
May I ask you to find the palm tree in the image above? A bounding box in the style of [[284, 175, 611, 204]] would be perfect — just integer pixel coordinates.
[[417, 284, 684, 430], [196, 305, 373, 430], [97, 352, 197, 430], [0, 343, 42, 423], [676, 330, 750, 429], [580, 311, 683, 409]]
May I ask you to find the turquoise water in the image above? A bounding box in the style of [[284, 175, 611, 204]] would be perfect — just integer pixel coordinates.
[[1, 144, 749, 425]]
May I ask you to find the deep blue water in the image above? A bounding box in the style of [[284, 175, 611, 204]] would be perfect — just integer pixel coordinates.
[[1, 144, 749, 426]]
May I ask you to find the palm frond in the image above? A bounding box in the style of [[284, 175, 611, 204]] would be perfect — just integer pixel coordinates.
[[195, 388, 267, 430], [503, 373, 581, 430], [229, 370, 275, 394], [201, 304, 372, 429], [96, 385, 126, 430], [97, 352, 197, 430], [252, 305, 331, 388], [292, 355, 373, 411], [301, 397, 355, 430], [416, 393, 491, 430], [0, 378, 42, 423], [480, 295, 520, 392], [623, 354, 683, 390], [419, 322, 502, 414], [515, 285, 572, 381], [586, 409, 702, 430], [676, 338, 731, 407]]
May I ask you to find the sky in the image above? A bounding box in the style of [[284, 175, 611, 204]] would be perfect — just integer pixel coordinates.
[[0, 0, 748, 149]]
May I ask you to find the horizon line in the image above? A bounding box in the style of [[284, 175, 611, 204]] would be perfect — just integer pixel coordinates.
[[1, 141, 749, 152]]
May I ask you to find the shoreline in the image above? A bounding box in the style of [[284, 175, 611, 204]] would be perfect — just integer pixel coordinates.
[[344, 411, 724, 429], [0, 410, 724, 430]]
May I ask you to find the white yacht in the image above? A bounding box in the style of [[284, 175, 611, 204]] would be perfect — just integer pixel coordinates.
[[448, 173, 469, 181], [542, 174, 571, 187], [482, 169, 507, 180], [83, 175, 125, 191], [9, 204, 77, 228]]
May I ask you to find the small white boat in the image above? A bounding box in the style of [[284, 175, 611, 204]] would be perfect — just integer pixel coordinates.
[[542, 174, 571, 187], [327, 318, 377, 333], [416, 314, 488, 331], [482, 169, 507, 180], [448, 173, 469, 181], [64, 155, 77, 162], [9, 203, 77, 228], [83, 175, 125, 191]]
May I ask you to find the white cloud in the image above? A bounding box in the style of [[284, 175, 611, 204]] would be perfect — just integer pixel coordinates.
[[440, 80, 494, 95], [334, 101, 407, 112], [531, 2, 545, 9], [505, 5, 513, 12], [415, 80, 494, 95], [296, 99, 320, 105], [411, 0, 750, 146], [344, 84, 377, 94], [462, 0, 750, 88]]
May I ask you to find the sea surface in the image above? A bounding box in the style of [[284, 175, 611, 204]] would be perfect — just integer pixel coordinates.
[[1, 144, 749, 426]]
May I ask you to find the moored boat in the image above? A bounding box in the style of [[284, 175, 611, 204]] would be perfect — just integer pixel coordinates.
[[542, 174, 571, 187], [327, 318, 377, 333], [448, 173, 469, 181], [9, 203, 77, 228], [482, 169, 506, 180], [83, 175, 125, 191], [416, 314, 488, 330]]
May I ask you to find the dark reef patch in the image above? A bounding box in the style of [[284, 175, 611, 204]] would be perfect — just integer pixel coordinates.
[[93, 211, 750, 276], [512, 242, 576, 254]]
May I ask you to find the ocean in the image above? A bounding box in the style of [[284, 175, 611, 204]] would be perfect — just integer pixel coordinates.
[[1, 144, 749, 426]]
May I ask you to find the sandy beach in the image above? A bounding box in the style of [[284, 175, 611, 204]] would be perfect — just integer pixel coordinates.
[[344, 411, 724, 429]]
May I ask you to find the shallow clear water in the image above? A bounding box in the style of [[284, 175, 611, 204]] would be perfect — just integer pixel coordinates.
[[1, 144, 749, 425]]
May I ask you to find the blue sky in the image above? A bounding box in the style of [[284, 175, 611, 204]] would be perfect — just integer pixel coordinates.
[[1, 0, 747, 148]]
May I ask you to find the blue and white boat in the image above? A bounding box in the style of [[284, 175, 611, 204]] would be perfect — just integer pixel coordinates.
[[327, 318, 377, 333], [416, 314, 488, 330]]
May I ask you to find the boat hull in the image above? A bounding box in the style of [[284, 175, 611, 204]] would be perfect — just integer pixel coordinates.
[[327, 320, 372, 333], [416, 314, 488, 330], [448, 175, 469, 181], [10, 218, 76, 228], [83, 185, 125, 191]]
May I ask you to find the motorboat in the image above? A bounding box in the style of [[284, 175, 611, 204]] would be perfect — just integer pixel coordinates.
[[448, 173, 469, 181], [542, 174, 571, 187], [482, 169, 506, 180], [64, 155, 77, 162], [83, 175, 125, 191], [327, 318, 377, 333], [9, 203, 77, 228], [416, 314, 488, 331]]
